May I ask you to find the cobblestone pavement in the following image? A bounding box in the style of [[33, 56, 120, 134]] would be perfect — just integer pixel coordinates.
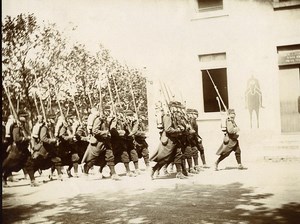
[[2, 158, 300, 224]]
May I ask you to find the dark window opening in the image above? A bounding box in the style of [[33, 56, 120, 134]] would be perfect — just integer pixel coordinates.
[[197, 0, 223, 11], [202, 68, 228, 112]]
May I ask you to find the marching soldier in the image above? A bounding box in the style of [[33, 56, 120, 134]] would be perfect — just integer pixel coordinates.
[[177, 105, 196, 176], [82, 107, 120, 180], [215, 109, 245, 171], [30, 113, 63, 183], [133, 112, 150, 170], [123, 110, 141, 174], [150, 101, 187, 179], [2, 111, 31, 186], [187, 108, 209, 171]]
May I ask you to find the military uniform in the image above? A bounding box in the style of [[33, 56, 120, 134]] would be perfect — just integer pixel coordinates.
[[109, 110, 138, 177], [134, 114, 150, 168], [150, 101, 186, 179], [2, 112, 31, 186], [27, 119, 63, 184], [187, 108, 208, 171], [83, 108, 120, 180], [215, 109, 244, 170]]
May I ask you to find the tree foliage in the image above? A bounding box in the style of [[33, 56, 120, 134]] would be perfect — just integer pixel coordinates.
[[2, 13, 148, 124]]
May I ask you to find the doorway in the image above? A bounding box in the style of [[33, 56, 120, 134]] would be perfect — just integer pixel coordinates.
[[279, 67, 300, 132]]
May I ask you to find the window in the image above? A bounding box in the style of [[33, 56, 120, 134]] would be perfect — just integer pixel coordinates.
[[196, 0, 223, 12], [201, 69, 228, 112], [272, 0, 300, 10]]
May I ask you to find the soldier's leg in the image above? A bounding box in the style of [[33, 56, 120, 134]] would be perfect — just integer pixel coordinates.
[[121, 150, 135, 177], [51, 157, 63, 181], [71, 153, 80, 177], [141, 147, 150, 169], [173, 147, 187, 179], [24, 158, 38, 186], [198, 142, 208, 167], [130, 149, 140, 174], [191, 146, 200, 171], [215, 151, 231, 171], [234, 143, 244, 169], [105, 149, 120, 180], [151, 160, 167, 179], [161, 162, 170, 176], [67, 164, 73, 177], [84, 158, 96, 175]]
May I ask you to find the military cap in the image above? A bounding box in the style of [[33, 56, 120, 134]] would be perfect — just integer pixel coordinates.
[[186, 108, 193, 114], [103, 105, 111, 111], [18, 110, 29, 117], [168, 101, 181, 108], [227, 109, 235, 115], [192, 109, 198, 114], [47, 113, 56, 119], [123, 110, 134, 116]]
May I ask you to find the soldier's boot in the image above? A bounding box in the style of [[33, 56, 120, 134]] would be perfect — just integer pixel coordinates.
[[57, 174, 63, 181], [200, 154, 209, 168], [124, 163, 136, 177], [189, 167, 199, 174], [162, 164, 169, 176], [67, 169, 73, 178], [175, 163, 188, 179], [169, 163, 174, 173], [73, 163, 79, 178], [3, 178, 9, 187], [176, 172, 188, 179], [215, 161, 219, 171], [151, 168, 156, 180], [133, 161, 140, 175], [56, 165, 63, 181], [30, 180, 39, 187], [194, 165, 202, 172], [237, 164, 247, 170], [235, 154, 246, 170], [187, 158, 198, 174]]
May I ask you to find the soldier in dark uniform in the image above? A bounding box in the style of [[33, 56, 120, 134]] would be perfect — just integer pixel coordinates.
[[2, 111, 31, 186], [215, 109, 245, 171], [150, 101, 187, 179], [187, 108, 209, 171], [53, 115, 75, 178], [176, 108, 196, 176], [133, 112, 150, 170], [82, 107, 120, 180], [109, 108, 138, 177], [29, 114, 63, 184], [123, 110, 140, 174]]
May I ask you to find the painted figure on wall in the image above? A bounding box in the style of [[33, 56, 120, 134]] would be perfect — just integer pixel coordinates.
[[245, 75, 264, 128]]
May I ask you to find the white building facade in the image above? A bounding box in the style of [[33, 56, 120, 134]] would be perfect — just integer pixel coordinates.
[[148, 0, 300, 141]]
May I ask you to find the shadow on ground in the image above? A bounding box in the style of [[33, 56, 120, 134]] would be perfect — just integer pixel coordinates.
[[2, 182, 300, 224]]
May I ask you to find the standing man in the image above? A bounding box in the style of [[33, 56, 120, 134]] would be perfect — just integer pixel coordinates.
[[215, 109, 245, 171]]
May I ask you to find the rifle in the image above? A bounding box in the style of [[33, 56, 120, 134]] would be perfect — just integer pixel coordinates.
[[97, 75, 103, 114], [206, 70, 228, 132], [206, 70, 228, 112], [159, 80, 175, 122], [128, 78, 138, 118], [34, 74, 47, 124], [3, 81, 30, 138]]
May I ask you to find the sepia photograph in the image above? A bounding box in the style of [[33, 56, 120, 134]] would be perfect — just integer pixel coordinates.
[[2, 0, 300, 223]]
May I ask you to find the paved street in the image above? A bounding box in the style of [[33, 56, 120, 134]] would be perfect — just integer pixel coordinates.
[[2, 157, 300, 224]]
